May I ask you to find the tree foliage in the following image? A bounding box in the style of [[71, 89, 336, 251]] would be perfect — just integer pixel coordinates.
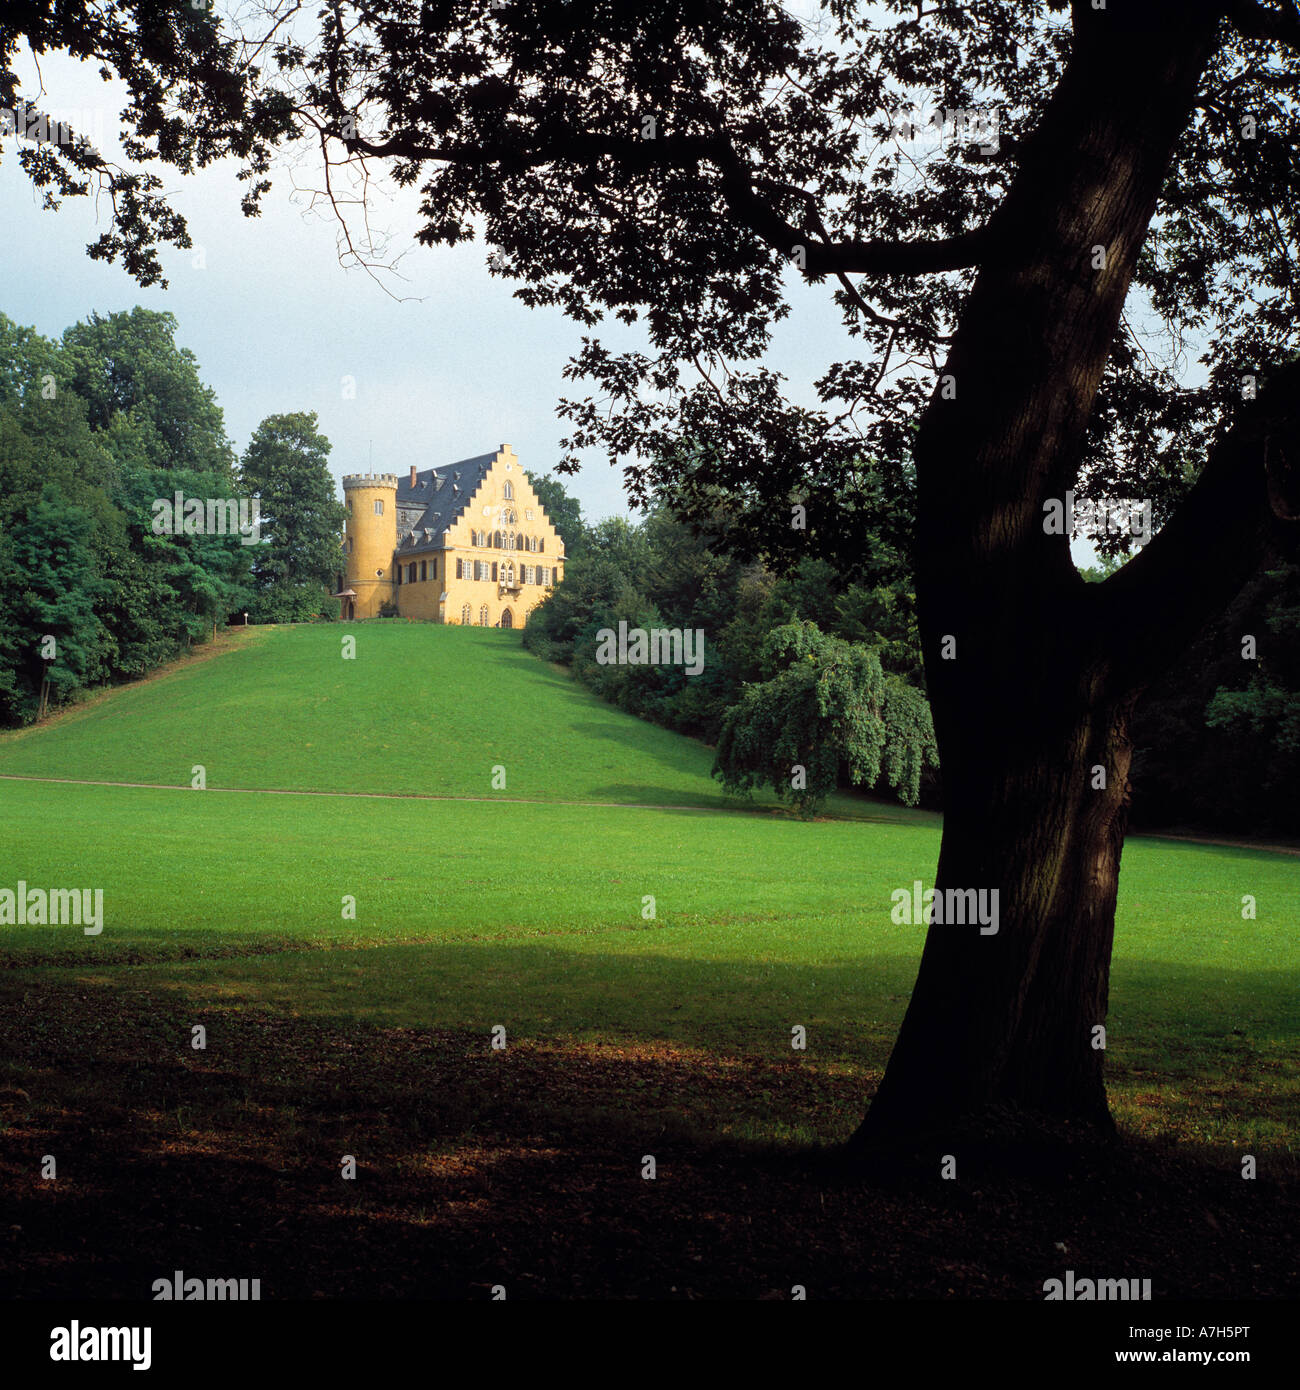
[[525, 501, 933, 805], [238, 412, 345, 622], [526, 471, 588, 559], [714, 620, 937, 814], [0, 309, 319, 724]]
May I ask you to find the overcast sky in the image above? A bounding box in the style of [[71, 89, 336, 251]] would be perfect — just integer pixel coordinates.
[[2, 25, 1107, 567], [0, 40, 861, 527]]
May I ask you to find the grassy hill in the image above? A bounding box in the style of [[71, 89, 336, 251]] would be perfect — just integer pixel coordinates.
[[0, 623, 775, 807], [0, 621, 1297, 1297]]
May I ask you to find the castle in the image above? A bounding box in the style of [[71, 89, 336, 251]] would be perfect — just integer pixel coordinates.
[[337, 445, 564, 626]]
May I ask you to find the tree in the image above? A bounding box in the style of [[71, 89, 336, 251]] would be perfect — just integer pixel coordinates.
[[0, 487, 113, 721], [1128, 559, 1300, 833], [0, 310, 256, 719], [713, 620, 937, 813], [238, 413, 345, 622], [61, 309, 236, 477], [527, 471, 589, 559], [11, 1, 1300, 1145]]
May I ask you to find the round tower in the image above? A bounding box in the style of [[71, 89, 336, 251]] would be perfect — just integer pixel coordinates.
[[342, 473, 398, 619]]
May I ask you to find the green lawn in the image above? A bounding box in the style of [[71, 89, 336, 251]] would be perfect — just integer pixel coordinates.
[[0, 622, 769, 807], [0, 621, 1295, 1156]]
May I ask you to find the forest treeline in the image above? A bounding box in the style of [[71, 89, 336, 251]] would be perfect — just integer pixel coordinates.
[[527, 484, 1299, 835], [0, 308, 342, 726]]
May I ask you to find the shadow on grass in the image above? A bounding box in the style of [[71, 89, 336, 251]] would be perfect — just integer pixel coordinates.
[[0, 959, 1295, 1299]]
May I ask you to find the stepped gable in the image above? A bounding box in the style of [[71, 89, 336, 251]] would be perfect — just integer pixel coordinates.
[[395, 452, 496, 555]]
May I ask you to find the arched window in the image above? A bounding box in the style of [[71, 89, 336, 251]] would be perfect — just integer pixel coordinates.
[[461, 604, 472, 625], [501, 608, 514, 629], [503, 480, 514, 500], [479, 605, 489, 626], [539, 537, 544, 553]]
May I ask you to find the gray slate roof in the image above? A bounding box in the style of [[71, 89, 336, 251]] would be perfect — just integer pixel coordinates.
[[394, 452, 497, 556]]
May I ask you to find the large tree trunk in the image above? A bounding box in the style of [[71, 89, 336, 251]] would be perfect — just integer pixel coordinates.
[[856, 663, 1138, 1141], [852, 1, 1228, 1145]]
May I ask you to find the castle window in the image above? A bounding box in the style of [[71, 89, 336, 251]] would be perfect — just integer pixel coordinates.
[[491, 561, 498, 582], [408, 563, 417, 583], [374, 499, 384, 515], [503, 480, 514, 500], [479, 605, 489, 626], [461, 604, 472, 625], [431, 557, 438, 579], [455, 558, 463, 579], [539, 537, 544, 553], [420, 561, 427, 581]]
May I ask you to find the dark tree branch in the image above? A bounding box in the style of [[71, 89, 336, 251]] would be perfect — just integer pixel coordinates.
[[1227, 0, 1300, 49], [1099, 356, 1300, 691], [345, 128, 991, 278]]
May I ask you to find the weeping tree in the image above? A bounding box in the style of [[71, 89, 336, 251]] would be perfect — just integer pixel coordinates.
[[9, 0, 1300, 1144], [714, 620, 937, 814]]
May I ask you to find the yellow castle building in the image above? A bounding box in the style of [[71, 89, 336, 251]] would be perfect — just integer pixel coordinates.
[[338, 445, 565, 626]]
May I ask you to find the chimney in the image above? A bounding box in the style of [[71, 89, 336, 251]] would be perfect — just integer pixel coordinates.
[[410, 465, 418, 488]]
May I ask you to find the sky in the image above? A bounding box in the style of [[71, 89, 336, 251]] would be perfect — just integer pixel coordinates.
[[0, 41, 852, 528], [0, 19, 1102, 564]]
